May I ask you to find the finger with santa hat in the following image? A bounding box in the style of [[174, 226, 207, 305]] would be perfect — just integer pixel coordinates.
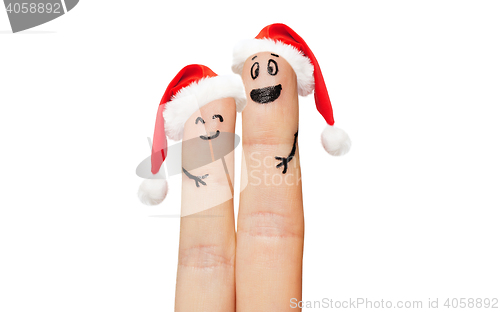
[[176, 94, 238, 311], [232, 23, 351, 309], [137, 64, 245, 310]]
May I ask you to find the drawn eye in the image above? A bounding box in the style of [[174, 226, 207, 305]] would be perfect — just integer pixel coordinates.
[[251, 62, 259, 80], [267, 59, 278, 76], [212, 114, 224, 122], [195, 117, 205, 124]]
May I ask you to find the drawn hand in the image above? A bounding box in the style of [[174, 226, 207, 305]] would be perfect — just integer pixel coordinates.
[[275, 131, 298, 174], [275, 155, 293, 174], [182, 167, 209, 187], [192, 174, 208, 187]]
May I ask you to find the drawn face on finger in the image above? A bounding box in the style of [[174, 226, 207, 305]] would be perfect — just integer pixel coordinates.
[[195, 114, 223, 140], [242, 52, 297, 105], [181, 97, 237, 193], [182, 97, 236, 141]]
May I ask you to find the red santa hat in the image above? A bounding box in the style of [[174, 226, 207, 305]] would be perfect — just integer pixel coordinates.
[[232, 23, 351, 156], [138, 64, 246, 205]]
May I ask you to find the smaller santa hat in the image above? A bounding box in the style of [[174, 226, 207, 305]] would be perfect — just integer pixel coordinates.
[[232, 23, 351, 156], [138, 64, 246, 205]]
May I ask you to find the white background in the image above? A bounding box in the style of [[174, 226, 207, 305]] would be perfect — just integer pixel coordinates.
[[1, 1, 499, 311]]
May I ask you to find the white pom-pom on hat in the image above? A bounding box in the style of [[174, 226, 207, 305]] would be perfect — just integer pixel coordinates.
[[138, 178, 168, 206], [321, 125, 351, 156]]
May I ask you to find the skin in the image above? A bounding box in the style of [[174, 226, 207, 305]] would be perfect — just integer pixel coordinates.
[[174, 53, 304, 311], [174, 97, 237, 311], [236, 52, 304, 311]]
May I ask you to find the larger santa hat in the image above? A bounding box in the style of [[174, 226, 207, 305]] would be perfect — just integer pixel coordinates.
[[232, 23, 351, 156], [138, 64, 246, 205]]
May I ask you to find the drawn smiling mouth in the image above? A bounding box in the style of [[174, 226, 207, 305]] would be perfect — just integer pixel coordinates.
[[199, 130, 220, 140], [250, 84, 282, 104]]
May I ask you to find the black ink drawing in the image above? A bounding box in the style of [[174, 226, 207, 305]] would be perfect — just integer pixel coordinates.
[[196, 114, 224, 140], [212, 114, 223, 122], [275, 131, 298, 174], [267, 59, 278, 76], [182, 167, 209, 187], [250, 84, 282, 104], [199, 130, 220, 140], [183, 113, 228, 186], [249, 54, 281, 104], [251, 61, 259, 79]]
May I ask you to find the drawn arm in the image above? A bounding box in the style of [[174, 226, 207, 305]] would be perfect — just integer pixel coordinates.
[[275, 131, 298, 174]]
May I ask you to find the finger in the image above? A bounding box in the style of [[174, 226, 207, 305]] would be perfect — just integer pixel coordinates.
[[236, 52, 304, 311], [175, 97, 236, 311]]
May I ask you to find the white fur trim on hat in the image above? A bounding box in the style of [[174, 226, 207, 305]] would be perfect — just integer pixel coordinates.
[[163, 75, 246, 141], [138, 178, 168, 206], [232, 38, 315, 97], [321, 125, 351, 156]]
